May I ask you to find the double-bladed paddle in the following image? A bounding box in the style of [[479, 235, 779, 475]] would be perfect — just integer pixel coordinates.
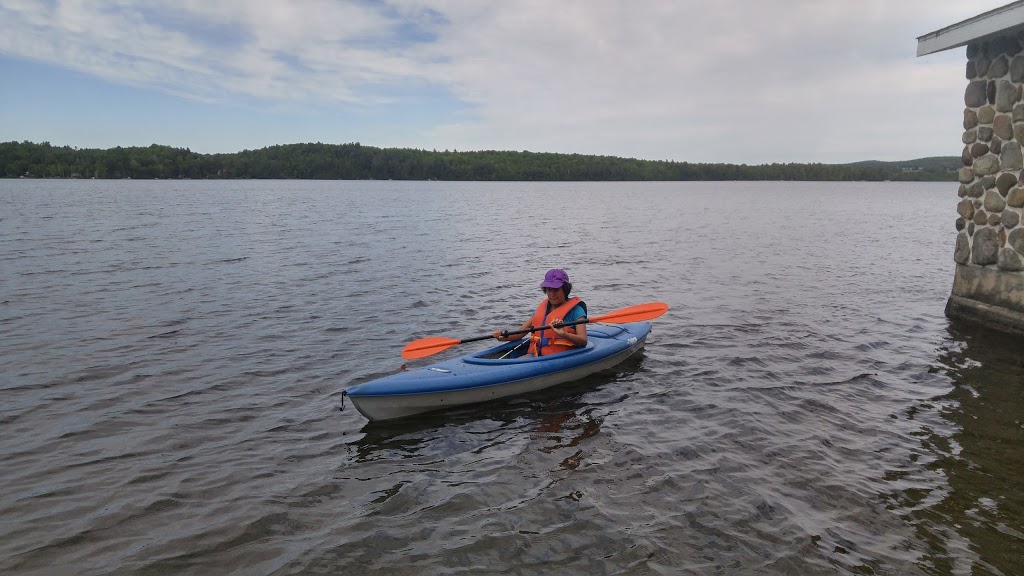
[[401, 301, 669, 360]]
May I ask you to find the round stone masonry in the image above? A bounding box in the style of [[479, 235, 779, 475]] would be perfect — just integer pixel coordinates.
[[958, 198, 976, 219], [1009, 186, 1024, 207], [993, 35, 1022, 57], [954, 233, 971, 264], [989, 55, 1010, 78], [1000, 226, 1024, 271], [966, 81, 988, 107], [1012, 54, 1024, 82], [1003, 209, 1021, 229], [1001, 141, 1024, 170], [994, 114, 1014, 138], [979, 56, 992, 77], [985, 189, 1007, 212], [965, 108, 980, 129], [954, 38, 1024, 286], [1010, 227, 1024, 253], [973, 153, 1000, 175], [979, 105, 996, 124], [973, 227, 1000, 265], [997, 172, 1018, 196], [999, 247, 1024, 271], [1000, 80, 1022, 111]]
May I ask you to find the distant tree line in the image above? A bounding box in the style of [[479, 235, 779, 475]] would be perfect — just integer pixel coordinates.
[[0, 140, 958, 182]]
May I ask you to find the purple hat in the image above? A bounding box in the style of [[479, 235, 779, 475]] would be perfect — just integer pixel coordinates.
[[540, 269, 570, 288]]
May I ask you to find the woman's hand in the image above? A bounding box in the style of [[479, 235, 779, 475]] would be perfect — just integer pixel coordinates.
[[549, 318, 566, 338], [550, 317, 587, 347], [497, 319, 534, 342]]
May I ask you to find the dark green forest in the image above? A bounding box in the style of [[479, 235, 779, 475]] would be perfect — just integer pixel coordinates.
[[0, 140, 959, 181]]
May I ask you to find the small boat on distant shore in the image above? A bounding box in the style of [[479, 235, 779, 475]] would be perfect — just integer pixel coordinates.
[[344, 322, 651, 421]]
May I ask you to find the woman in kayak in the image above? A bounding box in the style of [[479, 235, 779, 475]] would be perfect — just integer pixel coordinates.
[[492, 269, 588, 356]]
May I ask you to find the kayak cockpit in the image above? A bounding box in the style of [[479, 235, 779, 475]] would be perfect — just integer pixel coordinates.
[[463, 324, 631, 364], [465, 340, 595, 364]]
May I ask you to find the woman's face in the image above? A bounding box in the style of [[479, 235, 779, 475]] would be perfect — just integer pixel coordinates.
[[543, 286, 566, 306]]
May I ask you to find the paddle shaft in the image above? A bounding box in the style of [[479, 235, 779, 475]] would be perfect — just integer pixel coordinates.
[[499, 318, 589, 339], [401, 302, 668, 359], [448, 318, 587, 346]]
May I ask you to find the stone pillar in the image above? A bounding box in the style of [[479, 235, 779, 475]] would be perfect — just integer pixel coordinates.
[[949, 35, 1024, 335]]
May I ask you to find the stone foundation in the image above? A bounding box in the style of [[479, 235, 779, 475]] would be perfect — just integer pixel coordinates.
[[947, 265, 1024, 335], [949, 35, 1024, 335]]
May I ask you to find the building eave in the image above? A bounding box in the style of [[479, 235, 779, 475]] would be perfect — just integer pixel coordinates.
[[917, 1, 1024, 57]]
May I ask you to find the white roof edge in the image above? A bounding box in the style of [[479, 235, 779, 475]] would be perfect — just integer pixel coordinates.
[[917, 1, 1024, 57]]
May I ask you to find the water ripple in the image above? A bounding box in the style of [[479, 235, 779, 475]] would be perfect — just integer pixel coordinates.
[[0, 180, 1021, 575]]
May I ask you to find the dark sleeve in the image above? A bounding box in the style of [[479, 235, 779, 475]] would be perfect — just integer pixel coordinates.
[[566, 301, 587, 322]]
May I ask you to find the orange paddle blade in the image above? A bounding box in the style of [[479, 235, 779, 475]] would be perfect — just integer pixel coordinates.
[[402, 336, 462, 360], [590, 302, 669, 324]]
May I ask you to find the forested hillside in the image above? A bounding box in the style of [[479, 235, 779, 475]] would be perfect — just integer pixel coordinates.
[[0, 141, 959, 181]]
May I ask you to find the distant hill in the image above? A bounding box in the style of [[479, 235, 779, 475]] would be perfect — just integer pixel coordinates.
[[846, 156, 961, 178], [0, 141, 960, 182]]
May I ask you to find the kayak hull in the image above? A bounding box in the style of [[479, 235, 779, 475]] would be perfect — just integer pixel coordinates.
[[345, 322, 651, 421]]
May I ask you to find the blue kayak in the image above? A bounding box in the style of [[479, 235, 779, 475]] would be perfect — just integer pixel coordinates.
[[345, 322, 651, 421]]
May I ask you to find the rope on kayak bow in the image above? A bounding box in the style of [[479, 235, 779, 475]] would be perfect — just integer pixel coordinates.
[[339, 390, 347, 412]]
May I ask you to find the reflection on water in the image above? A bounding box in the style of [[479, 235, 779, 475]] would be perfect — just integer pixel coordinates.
[[900, 321, 1024, 575], [349, 352, 647, 465]]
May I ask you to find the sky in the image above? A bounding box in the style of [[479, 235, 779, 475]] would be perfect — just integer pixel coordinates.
[[0, 0, 1014, 163]]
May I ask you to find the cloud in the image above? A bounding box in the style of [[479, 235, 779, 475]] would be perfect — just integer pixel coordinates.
[[0, 0, 1010, 161], [0, 0, 439, 102], [406, 1, 991, 161]]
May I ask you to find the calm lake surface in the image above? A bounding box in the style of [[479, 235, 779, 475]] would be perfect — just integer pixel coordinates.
[[1, 180, 1022, 575]]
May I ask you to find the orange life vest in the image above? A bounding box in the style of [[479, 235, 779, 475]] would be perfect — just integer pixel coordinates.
[[528, 297, 585, 357]]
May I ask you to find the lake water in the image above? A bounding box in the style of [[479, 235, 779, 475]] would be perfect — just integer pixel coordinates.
[[1, 180, 1022, 575]]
